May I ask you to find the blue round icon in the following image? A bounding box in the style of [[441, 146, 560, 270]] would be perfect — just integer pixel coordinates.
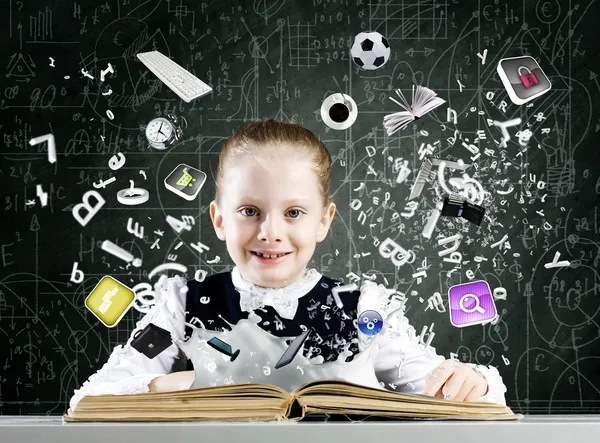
[[357, 310, 384, 336]]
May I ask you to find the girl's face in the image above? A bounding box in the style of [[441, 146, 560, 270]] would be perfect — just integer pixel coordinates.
[[209, 152, 336, 288]]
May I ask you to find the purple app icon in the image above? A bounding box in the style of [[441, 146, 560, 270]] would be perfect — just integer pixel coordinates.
[[448, 281, 497, 328]]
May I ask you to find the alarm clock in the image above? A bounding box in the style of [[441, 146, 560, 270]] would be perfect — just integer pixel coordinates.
[[145, 114, 187, 150]]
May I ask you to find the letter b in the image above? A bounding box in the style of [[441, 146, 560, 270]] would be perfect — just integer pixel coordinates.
[[70, 262, 84, 283], [72, 190, 105, 226]]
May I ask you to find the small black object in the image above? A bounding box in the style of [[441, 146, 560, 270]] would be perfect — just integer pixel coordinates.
[[329, 103, 350, 123], [130, 323, 173, 359], [441, 195, 464, 217], [274, 327, 313, 369], [461, 200, 486, 226], [441, 194, 486, 226], [207, 337, 240, 362]]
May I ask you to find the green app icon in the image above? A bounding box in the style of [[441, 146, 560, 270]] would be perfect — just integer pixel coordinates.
[[164, 164, 207, 201]]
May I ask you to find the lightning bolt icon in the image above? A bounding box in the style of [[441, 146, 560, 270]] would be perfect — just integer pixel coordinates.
[[36, 184, 48, 207]]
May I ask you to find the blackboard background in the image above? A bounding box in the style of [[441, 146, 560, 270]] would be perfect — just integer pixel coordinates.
[[1, 0, 600, 415]]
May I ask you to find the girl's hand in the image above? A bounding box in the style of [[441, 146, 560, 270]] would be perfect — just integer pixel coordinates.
[[422, 360, 488, 402], [148, 370, 195, 393]]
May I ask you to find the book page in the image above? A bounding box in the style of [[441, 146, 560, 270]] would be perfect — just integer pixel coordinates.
[[294, 380, 517, 418], [383, 111, 414, 135], [165, 383, 289, 400], [296, 379, 501, 406], [68, 385, 293, 422], [76, 383, 290, 406], [389, 88, 412, 112], [414, 96, 445, 117], [412, 86, 446, 117]]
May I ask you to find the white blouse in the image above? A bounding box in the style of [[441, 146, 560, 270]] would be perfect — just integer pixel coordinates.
[[67, 268, 507, 414]]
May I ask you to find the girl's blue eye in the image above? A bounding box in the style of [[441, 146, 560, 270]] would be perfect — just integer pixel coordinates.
[[287, 209, 301, 218], [241, 208, 257, 217]]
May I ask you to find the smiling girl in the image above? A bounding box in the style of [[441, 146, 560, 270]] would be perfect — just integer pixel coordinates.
[[68, 119, 506, 416]]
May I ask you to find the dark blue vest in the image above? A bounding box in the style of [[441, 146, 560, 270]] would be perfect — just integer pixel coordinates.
[[184, 272, 361, 371]]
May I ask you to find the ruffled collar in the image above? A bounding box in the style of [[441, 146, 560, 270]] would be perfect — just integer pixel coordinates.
[[231, 266, 322, 319]]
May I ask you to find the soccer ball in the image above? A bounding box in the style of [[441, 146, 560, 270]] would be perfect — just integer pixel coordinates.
[[350, 31, 390, 70]]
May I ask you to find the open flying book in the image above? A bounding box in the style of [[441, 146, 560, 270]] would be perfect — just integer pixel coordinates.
[[64, 379, 522, 422], [383, 85, 446, 136]]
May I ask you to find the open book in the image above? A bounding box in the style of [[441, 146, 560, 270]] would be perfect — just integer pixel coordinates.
[[64, 379, 522, 422], [383, 85, 446, 135]]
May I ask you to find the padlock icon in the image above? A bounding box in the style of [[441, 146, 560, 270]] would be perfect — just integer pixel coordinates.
[[498, 56, 551, 105], [518, 66, 539, 89]]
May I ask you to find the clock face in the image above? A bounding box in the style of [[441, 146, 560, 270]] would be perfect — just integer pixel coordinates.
[[146, 118, 173, 143]]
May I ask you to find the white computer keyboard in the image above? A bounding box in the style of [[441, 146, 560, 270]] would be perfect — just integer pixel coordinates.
[[136, 50, 212, 103]]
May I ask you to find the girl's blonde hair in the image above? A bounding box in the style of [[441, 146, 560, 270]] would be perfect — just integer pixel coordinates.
[[215, 119, 332, 210]]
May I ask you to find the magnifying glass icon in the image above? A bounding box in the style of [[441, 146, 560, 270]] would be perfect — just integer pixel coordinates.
[[459, 293, 485, 314]]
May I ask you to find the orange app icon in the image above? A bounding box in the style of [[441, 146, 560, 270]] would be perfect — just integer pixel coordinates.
[[85, 276, 135, 327]]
